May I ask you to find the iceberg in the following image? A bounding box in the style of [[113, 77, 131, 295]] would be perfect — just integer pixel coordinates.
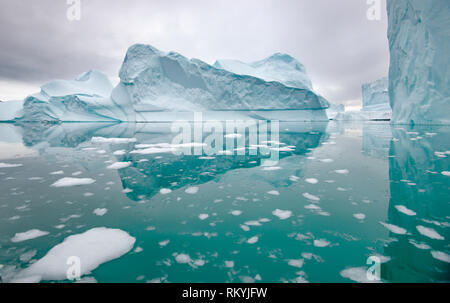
[[387, 0, 450, 124], [334, 110, 391, 121], [19, 70, 134, 122], [213, 53, 313, 90], [326, 103, 345, 120], [116, 44, 329, 120], [362, 77, 391, 112], [0, 100, 23, 121]]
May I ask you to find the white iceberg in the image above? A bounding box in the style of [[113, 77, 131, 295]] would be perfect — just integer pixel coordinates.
[[387, 0, 450, 124], [12, 227, 135, 282]]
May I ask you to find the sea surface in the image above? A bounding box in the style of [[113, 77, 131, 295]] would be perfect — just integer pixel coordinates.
[[0, 121, 448, 283]]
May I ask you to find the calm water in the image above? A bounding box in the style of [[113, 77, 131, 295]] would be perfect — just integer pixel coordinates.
[[0, 121, 448, 283]]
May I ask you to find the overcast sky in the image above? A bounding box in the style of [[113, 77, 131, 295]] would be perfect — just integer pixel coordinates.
[[0, 0, 389, 109]]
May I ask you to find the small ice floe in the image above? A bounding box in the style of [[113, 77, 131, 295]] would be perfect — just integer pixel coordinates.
[[50, 177, 96, 187], [431, 251, 450, 263], [287, 259, 304, 268], [130, 147, 176, 155], [83, 192, 94, 197], [305, 204, 321, 210], [334, 169, 349, 175], [353, 213, 366, 220], [122, 188, 133, 193], [0, 162, 23, 168], [224, 261, 234, 268], [247, 236, 259, 244], [50, 171, 64, 175], [193, 259, 205, 267], [107, 162, 131, 170], [267, 190, 280, 196], [198, 214, 209, 220], [11, 229, 49, 243], [160, 188, 172, 195], [185, 187, 199, 194], [303, 193, 320, 202], [441, 171, 450, 177], [231, 210, 243, 216], [340, 267, 380, 283], [244, 220, 262, 226], [134, 247, 143, 253], [93, 208, 108, 216], [305, 178, 318, 184], [240, 225, 250, 232], [91, 137, 137, 144], [289, 175, 300, 182], [12, 228, 135, 282], [416, 225, 444, 240], [408, 239, 431, 250], [313, 239, 330, 247], [379, 222, 407, 235], [145, 226, 156, 231], [113, 150, 127, 156], [395, 205, 416, 216], [71, 171, 82, 176], [96, 150, 106, 154], [20, 250, 37, 263], [272, 209, 292, 220], [319, 159, 333, 163], [262, 166, 282, 171], [175, 253, 192, 264], [159, 240, 170, 247]]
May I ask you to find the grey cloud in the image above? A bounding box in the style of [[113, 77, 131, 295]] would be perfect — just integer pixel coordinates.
[[0, 0, 389, 106]]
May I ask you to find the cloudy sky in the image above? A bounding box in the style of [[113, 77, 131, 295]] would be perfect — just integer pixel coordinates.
[[0, 0, 389, 109]]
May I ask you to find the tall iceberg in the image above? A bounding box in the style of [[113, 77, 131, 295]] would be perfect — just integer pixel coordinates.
[[361, 77, 391, 112], [387, 0, 450, 124], [116, 44, 328, 120]]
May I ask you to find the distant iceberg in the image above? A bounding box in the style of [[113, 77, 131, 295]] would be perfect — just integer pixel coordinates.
[[0, 100, 23, 122], [387, 0, 450, 124], [362, 77, 391, 112]]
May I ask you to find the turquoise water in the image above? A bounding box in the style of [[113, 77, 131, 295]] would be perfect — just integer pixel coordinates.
[[0, 121, 448, 283]]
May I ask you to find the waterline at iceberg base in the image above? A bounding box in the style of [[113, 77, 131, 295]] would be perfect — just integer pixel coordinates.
[[0, 121, 448, 283]]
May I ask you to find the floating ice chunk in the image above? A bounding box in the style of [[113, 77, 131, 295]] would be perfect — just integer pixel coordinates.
[[247, 236, 259, 244], [431, 251, 450, 263], [50, 177, 96, 187], [50, 171, 64, 175], [442, 171, 450, 177], [107, 162, 131, 170], [11, 229, 49, 243], [305, 178, 318, 184], [267, 190, 280, 196], [175, 254, 192, 264], [272, 209, 292, 220], [320, 159, 333, 163], [416, 226, 444, 240], [12, 227, 135, 282], [185, 187, 199, 194], [93, 208, 108, 216], [159, 188, 172, 195], [225, 261, 234, 268], [245, 220, 262, 226], [193, 259, 205, 267], [334, 169, 349, 175], [134, 247, 143, 253], [130, 147, 176, 154], [353, 213, 366, 220], [287, 259, 304, 268], [395, 205, 416, 216], [91, 137, 137, 144], [198, 214, 209, 220], [340, 267, 380, 283], [303, 193, 320, 202], [0, 162, 22, 168], [113, 150, 126, 156], [240, 224, 250, 232], [159, 240, 170, 247], [289, 175, 300, 182], [313, 239, 330, 247], [379, 222, 407, 235], [231, 210, 243, 216], [224, 134, 242, 139], [409, 239, 431, 250], [262, 166, 282, 171], [305, 204, 321, 210]]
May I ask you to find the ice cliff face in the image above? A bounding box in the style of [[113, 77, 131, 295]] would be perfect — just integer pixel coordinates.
[[387, 0, 450, 124], [117, 44, 328, 113], [362, 77, 391, 112], [213, 53, 313, 90], [20, 70, 134, 122]]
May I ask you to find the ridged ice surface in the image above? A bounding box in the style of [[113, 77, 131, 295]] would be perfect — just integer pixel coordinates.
[[362, 77, 391, 112], [387, 0, 450, 124]]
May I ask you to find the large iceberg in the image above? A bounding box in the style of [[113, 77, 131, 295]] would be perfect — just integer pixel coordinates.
[[362, 77, 391, 112], [213, 53, 313, 90], [116, 44, 328, 119], [0, 100, 23, 121], [387, 0, 450, 125]]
